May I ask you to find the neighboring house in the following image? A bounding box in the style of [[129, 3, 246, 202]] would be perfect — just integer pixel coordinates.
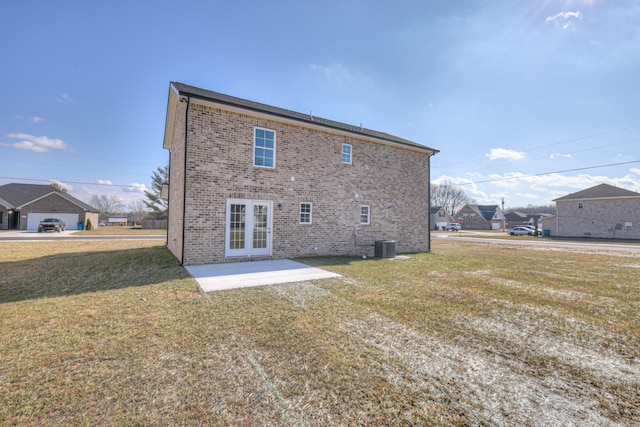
[[504, 211, 552, 229], [163, 82, 439, 265], [108, 217, 128, 226], [0, 183, 99, 231], [544, 183, 640, 239], [455, 204, 504, 230], [430, 206, 455, 230]]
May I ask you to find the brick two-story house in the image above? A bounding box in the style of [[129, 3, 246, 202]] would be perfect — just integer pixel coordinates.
[[454, 204, 504, 230], [543, 183, 640, 239], [163, 82, 438, 265]]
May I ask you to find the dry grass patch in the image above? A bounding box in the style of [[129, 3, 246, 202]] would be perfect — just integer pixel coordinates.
[[1, 240, 638, 425], [74, 226, 166, 236]]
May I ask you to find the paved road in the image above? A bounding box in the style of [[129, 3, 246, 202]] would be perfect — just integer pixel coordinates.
[[0, 230, 166, 241], [433, 232, 640, 254]]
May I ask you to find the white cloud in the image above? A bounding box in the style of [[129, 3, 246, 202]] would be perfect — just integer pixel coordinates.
[[310, 63, 354, 83], [123, 183, 147, 193], [545, 11, 582, 30], [546, 11, 582, 23], [56, 92, 74, 103], [486, 148, 526, 160], [30, 116, 44, 124], [550, 152, 572, 159], [437, 170, 640, 208], [2, 133, 67, 153], [96, 179, 113, 185]]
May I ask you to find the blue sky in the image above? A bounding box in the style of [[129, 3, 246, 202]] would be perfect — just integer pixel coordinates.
[[1, 0, 639, 209]]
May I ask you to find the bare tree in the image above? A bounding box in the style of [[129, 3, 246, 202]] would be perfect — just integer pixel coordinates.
[[89, 194, 125, 218], [129, 199, 148, 226], [431, 178, 471, 216]]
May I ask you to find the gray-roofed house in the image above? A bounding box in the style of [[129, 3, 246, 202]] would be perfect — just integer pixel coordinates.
[[542, 183, 640, 239], [0, 183, 99, 231], [454, 204, 504, 230], [163, 82, 439, 265], [504, 211, 552, 230], [430, 206, 455, 230]]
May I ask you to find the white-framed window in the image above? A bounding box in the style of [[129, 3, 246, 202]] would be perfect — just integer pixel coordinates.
[[254, 127, 276, 168], [342, 143, 352, 164], [360, 205, 370, 225], [300, 203, 312, 224], [625, 222, 632, 230]]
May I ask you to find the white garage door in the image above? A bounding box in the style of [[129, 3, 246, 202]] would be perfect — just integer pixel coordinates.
[[27, 213, 79, 230]]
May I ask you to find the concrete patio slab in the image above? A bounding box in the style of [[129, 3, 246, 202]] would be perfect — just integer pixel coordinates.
[[185, 259, 342, 292]]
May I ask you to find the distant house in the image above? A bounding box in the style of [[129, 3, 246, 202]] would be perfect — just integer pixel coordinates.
[[504, 211, 552, 229], [108, 217, 128, 226], [162, 82, 439, 265], [0, 183, 98, 231], [430, 206, 455, 230], [542, 183, 640, 239], [455, 204, 504, 230]]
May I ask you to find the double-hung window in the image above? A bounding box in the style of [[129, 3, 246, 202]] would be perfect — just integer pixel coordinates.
[[254, 127, 276, 168], [342, 144, 352, 164], [300, 203, 312, 224], [360, 205, 370, 225]]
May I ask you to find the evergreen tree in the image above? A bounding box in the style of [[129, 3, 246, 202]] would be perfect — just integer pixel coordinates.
[[144, 165, 169, 218]]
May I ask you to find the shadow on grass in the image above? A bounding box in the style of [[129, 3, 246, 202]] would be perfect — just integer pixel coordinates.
[[0, 246, 188, 304]]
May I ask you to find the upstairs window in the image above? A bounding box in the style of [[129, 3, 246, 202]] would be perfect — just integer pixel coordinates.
[[342, 144, 352, 164], [300, 203, 312, 224], [254, 127, 276, 168], [578, 202, 583, 209], [360, 205, 370, 225]]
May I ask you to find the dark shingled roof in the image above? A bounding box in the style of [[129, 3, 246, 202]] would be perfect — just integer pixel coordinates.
[[171, 82, 438, 154], [430, 206, 444, 215], [553, 183, 640, 201], [0, 183, 97, 211], [477, 205, 500, 221]]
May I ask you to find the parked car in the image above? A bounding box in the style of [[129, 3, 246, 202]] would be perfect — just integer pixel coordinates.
[[508, 226, 533, 236], [38, 218, 66, 232], [522, 225, 541, 236], [444, 223, 462, 231]]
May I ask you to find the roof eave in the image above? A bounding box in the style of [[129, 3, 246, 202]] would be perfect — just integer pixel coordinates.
[[171, 82, 438, 156]]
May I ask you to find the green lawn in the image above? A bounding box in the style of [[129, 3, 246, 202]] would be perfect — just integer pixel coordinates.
[[1, 240, 638, 425]]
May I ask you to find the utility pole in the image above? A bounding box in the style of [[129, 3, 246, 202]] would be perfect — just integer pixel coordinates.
[[501, 197, 506, 231]]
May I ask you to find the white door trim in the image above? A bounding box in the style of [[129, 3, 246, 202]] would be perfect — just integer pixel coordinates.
[[225, 199, 273, 258]]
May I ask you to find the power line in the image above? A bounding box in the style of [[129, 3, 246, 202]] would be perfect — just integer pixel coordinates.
[[0, 176, 143, 188], [441, 137, 640, 176], [456, 160, 640, 186], [434, 123, 640, 170]]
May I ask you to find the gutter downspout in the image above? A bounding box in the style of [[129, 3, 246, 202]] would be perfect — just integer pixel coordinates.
[[427, 152, 435, 253], [181, 95, 191, 265]]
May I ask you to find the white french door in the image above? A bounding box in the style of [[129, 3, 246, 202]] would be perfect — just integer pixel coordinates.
[[225, 199, 272, 258]]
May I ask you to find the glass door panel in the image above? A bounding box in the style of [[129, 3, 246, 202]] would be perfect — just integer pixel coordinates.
[[226, 200, 272, 257]]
